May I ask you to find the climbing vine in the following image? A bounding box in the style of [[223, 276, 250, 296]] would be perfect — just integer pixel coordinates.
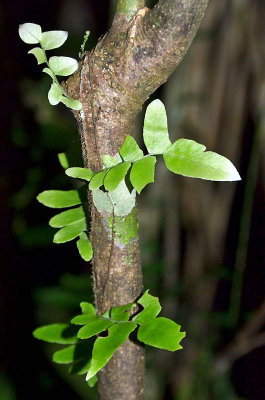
[[19, 23, 241, 389]]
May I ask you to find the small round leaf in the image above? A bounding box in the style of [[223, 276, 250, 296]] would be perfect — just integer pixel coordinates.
[[19, 23, 42, 44]]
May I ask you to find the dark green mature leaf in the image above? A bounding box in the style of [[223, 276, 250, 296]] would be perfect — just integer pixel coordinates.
[[49, 56, 78, 76], [86, 322, 137, 380], [33, 324, 78, 344], [130, 156, 156, 193], [19, 23, 42, 44], [49, 206, 85, 228], [133, 290, 161, 324], [137, 317, 185, 351], [76, 233, 93, 262], [77, 319, 115, 339], [143, 99, 171, 154], [66, 167, 93, 181], [163, 139, 241, 181], [119, 135, 143, 161], [41, 30, 68, 50], [37, 190, 81, 208], [89, 170, 109, 190], [104, 162, 131, 192], [53, 219, 86, 243], [110, 303, 136, 322], [28, 47, 46, 64]]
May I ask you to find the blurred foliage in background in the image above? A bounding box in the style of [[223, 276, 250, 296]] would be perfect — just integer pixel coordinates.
[[0, 0, 264, 399]]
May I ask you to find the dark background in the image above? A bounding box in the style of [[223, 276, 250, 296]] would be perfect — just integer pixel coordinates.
[[0, 1, 264, 399]]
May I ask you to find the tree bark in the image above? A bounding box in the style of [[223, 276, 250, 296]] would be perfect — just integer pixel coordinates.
[[64, 0, 209, 398]]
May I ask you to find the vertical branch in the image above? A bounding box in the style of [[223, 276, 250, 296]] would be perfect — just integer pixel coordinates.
[[115, 0, 145, 20]]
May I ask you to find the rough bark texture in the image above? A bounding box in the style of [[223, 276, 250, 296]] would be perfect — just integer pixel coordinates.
[[64, 0, 209, 398]]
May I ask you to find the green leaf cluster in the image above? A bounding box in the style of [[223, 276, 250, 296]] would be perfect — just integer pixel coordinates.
[[19, 23, 82, 110], [36, 189, 92, 262], [64, 99, 240, 216], [33, 291, 185, 385]]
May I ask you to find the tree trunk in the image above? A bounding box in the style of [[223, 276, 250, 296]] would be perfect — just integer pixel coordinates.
[[64, 0, 209, 398]]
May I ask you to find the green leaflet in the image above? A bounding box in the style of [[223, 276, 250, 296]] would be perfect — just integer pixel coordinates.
[[19, 23, 42, 44], [71, 315, 98, 326], [102, 154, 119, 168], [48, 82, 63, 105], [163, 139, 241, 181], [33, 323, 78, 344], [77, 319, 115, 339], [80, 302, 96, 315], [119, 135, 143, 161], [60, 97, 82, 111], [28, 47, 46, 64], [76, 233, 93, 262], [49, 56, 78, 76], [86, 322, 137, 381], [58, 153, 69, 169], [89, 170, 109, 190], [49, 206, 85, 228], [133, 290, 161, 324], [53, 219, 86, 244], [110, 303, 136, 322], [137, 317, 185, 351], [143, 99, 171, 154], [104, 161, 131, 191], [108, 180, 136, 217], [92, 189, 113, 214], [41, 30, 68, 50], [130, 156, 156, 194], [66, 167, 93, 181], [37, 190, 81, 208]]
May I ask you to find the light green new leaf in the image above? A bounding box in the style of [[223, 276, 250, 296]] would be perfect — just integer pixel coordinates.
[[19, 23, 42, 44], [137, 317, 185, 351], [120, 135, 144, 161], [43, 67, 56, 81], [102, 155, 119, 168], [111, 303, 136, 322], [89, 170, 109, 190], [77, 319, 115, 339], [143, 99, 171, 154], [80, 302, 96, 315], [49, 206, 85, 228], [53, 219, 86, 244], [76, 232, 93, 262], [58, 153, 69, 169], [41, 30, 68, 50], [92, 189, 113, 214], [33, 323, 78, 344], [37, 190, 81, 208], [86, 322, 137, 380], [71, 315, 98, 326], [108, 180, 136, 217], [104, 162, 131, 192], [28, 47, 46, 64], [49, 56, 78, 76], [66, 167, 93, 181], [133, 290, 161, 324], [48, 82, 63, 105], [53, 341, 92, 368], [163, 139, 241, 181], [61, 96, 82, 110], [130, 156, 156, 194]]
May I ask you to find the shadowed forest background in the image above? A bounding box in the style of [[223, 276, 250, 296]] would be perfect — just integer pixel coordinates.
[[0, 0, 264, 399]]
